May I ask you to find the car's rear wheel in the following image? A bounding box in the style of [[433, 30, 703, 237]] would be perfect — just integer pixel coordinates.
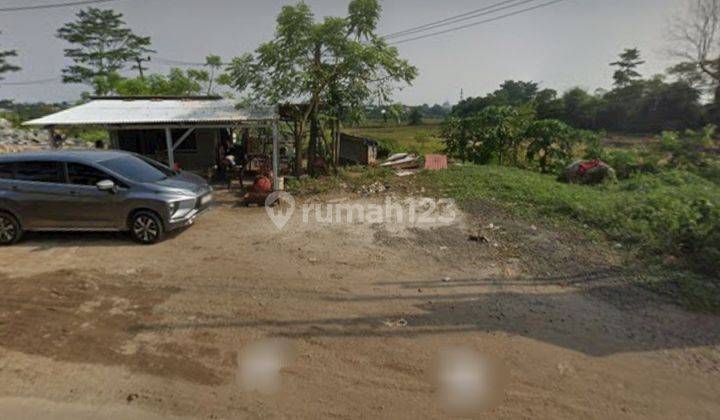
[[0, 212, 22, 245], [130, 211, 164, 244]]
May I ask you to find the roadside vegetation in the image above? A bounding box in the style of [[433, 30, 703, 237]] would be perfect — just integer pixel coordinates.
[[283, 20, 720, 313], [418, 165, 719, 311]]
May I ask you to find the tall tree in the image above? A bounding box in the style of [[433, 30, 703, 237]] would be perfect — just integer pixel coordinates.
[[0, 31, 20, 82], [204, 55, 222, 95], [610, 48, 644, 87], [57, 8, 154, 95], [224, 0, 417, 175], [669, 0, 720, 104]]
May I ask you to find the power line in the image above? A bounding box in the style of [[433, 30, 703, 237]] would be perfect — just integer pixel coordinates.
[[154, 57, 209, 67], [155, 56, 229, 67], [2, 0, 569, 85], [389, 0, 569, 45], [161, 1, 567, 63], [1, 77, 61, 86], [157, 2, 543, 66], [0, 0, 120, 13], [383, 0, 537, 40]]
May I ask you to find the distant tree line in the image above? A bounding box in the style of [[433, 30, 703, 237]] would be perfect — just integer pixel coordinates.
[[452, 49, 705, 134], [451, 0, 720, 134], [4, 0, 720, 140], [360, 103, 450, 125], [0, 100, 70, 124]]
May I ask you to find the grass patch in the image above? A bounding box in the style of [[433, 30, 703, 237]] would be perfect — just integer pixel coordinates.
[[345, 123, 445, 156], [417, 164, 720, 312]]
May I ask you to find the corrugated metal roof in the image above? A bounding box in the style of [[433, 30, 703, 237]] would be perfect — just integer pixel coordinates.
[[24, 98, 277, 127]]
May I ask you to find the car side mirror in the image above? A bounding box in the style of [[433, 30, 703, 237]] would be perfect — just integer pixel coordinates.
[[96, 179, 117, 193]]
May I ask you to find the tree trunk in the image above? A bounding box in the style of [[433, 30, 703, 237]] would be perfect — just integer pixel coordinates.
[[294, 120, 303, 178], [307, 43, 322, 177], [308, 104, 318, 177], [334, 119, 341, 170], [713, 84, 720, 124]]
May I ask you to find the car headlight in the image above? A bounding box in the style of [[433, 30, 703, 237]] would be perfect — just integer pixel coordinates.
[[169, 199, 197, 218]]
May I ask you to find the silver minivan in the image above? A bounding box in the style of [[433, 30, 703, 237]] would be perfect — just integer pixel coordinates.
[[0, 150, 212, 245]]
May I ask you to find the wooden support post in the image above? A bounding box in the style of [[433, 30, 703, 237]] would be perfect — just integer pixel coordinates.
[[293, 120, 302, 178], [308, 107, 318, 177], [334, 119, 341, 167], [164, 127, 175, 168], [272, 119, 280, 191]]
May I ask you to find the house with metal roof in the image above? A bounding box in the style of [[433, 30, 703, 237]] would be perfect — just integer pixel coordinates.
[[25, 96, 282, 188]]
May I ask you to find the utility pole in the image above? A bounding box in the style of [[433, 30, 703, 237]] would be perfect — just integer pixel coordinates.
[[460, 88, 464, 102]]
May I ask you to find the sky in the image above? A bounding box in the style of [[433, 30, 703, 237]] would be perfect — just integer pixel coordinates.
[[0, 0, 684, 105]]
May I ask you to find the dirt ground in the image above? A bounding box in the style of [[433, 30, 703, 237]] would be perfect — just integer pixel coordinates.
[[0, 188, 719, 419]]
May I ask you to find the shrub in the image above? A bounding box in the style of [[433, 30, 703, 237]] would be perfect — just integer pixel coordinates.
[[413, 131, 432, 155], [443, 106, 535, 165], [659, 125, 720, 184], [408, 107, 423, 126], [661, 125, 717, 167], [579, 129, 606, 160], [525, 119, 577, 173], [605, 150, 640, 179]]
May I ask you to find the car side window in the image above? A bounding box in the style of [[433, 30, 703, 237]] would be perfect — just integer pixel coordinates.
[[15, 161, 63, 183], [67, 162, 115, 187], [0, 163, 13, 179]]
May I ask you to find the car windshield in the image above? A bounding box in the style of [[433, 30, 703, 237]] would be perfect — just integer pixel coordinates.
[[98, 156, 173, 183]]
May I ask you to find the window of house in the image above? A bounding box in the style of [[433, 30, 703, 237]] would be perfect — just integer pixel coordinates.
[[15, 161, 63, 183]]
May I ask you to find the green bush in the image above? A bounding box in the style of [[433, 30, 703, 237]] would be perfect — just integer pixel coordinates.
[[602, 149, 661, 180], [525, 119, 577, 173], [659, 126, 720, 185], [579, 129, 606, 160], [605, 150, 640, 179], [422, 165, 720, 280], [696, 160, 720, 185], [442, 106, 534, 165]]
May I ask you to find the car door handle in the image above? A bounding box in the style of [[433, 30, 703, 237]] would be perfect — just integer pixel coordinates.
[[69, 190, 77, 195], [11, 186, 19, 191]]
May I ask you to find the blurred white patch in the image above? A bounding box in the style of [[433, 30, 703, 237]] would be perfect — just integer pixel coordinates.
[[237, 339, 296, 395], [433, 346, 506, 416]]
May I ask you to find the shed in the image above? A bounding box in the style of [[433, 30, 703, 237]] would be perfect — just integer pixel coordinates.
[[339, 133, 378, 166], [24, 96, 282, 188]]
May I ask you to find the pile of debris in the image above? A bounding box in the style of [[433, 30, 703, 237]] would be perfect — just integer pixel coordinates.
[[357, 181, 387, 195], [380, 153, 421, 170], [0, 118, 46, 152], [379, 153, 449, 177], [0, 118, 88, 153]]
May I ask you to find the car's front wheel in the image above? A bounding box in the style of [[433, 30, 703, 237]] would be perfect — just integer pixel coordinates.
[[130, 211, 164, 244], [0, 211, 22, 246]]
